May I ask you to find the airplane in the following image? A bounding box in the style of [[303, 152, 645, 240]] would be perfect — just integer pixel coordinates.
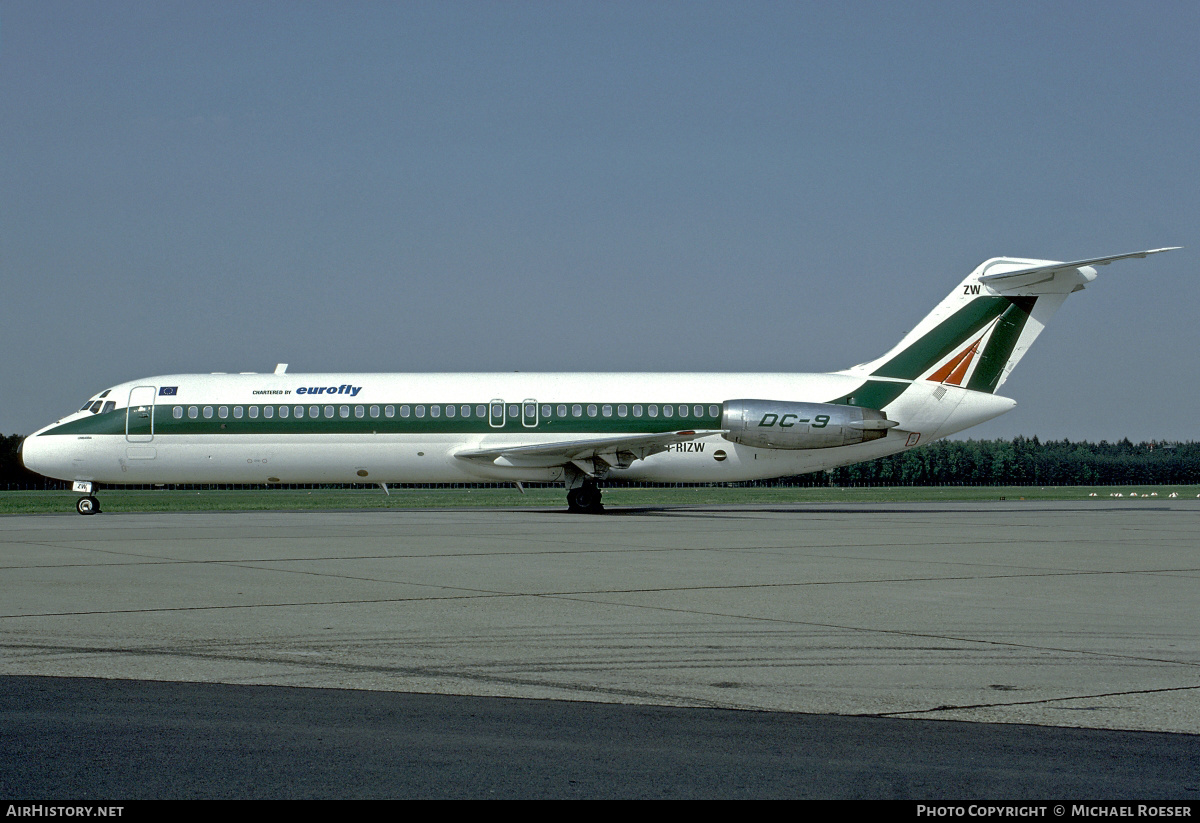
[[20, 247, 1179, 515]]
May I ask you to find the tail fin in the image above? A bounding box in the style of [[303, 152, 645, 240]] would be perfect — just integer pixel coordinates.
[[845, 248, 1179, 394]]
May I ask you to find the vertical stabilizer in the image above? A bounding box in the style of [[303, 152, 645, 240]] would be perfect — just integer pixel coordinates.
[[843, 248, 1178, 394]]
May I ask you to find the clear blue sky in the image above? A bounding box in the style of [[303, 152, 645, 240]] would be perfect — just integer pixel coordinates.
[[3, 1, 1196, 442]]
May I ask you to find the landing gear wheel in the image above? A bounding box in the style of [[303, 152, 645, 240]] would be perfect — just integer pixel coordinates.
[[566, 483, 604, 514], [76, 496, 100, 516]]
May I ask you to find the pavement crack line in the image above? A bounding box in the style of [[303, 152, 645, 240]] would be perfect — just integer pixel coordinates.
[[530, 592, 1200, 670], [5, 563, 1199, 621], [871, 684, 1200, 718], [0, 641, 733, 710]]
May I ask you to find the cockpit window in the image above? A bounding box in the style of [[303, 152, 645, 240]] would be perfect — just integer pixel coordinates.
[[99, 390, 110, 398], [81, 400, 95, 411], [101, 401, 116, 414]]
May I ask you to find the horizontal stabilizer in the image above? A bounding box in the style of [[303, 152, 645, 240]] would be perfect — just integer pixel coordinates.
[[978, 247, 1180, 286]]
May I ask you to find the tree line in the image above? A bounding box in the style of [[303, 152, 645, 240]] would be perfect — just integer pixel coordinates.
[[793, 436, 1200, 487], [2, 433, 1197, 490]]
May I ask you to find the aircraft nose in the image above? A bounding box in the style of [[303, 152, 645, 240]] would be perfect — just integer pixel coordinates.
[[17, 436, 29, 469], [18, 432, 52, 477], [18, 427, 88, 483]]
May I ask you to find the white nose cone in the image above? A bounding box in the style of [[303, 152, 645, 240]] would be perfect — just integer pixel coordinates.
[[17, 423, 81, 482]]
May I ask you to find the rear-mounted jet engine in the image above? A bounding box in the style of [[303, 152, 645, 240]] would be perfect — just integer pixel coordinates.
[[720, 399, 898, 450]]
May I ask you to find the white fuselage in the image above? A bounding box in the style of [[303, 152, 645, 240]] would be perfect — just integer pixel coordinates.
[[22, 370, 1016, 487]]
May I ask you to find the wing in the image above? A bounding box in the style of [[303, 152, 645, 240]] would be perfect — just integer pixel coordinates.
[[455, 429, 725, 476]]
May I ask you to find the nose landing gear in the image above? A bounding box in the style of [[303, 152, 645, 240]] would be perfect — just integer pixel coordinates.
[[72, 481, 100, 515]]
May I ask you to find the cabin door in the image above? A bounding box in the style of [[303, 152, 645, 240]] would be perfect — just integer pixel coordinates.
[[126, 386, 157, 442]]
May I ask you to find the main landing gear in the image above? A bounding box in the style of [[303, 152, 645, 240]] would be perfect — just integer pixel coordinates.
[[566, 480, 604, 514]]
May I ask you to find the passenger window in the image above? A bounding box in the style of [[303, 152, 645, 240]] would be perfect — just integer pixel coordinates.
[[189, 406, 199, 419], [648, 405, 658, 418], [633, 405, 643, 417], [445, 405, 455, 418], [617, 405, 627, 417], [602, 405, 612, 417], [430, 405, 440, 418], [385, 405, 395, 418], [218, 406, 228, 419], [370, 405, 379, 418], [294, 406, 303, 418], [663, 405, 673, 417], [233, 407, 243, 419], [461, 405, 471, 418], [557, 404, 567, 417], [571, 404, 582, 417], [709, 405, 720, 418], [173, 406, 183, 419], [415, 405, 425, 418], [263, 406, 274, 418], [279, 406, 289, 418], [540, 404, 551, 418], [203, 406, 213, 419], [309, 405, 319, 419], [324, 405, 334, 418], [508, 404, 519, 418], [476, 405, 487, 418], [400, 405, 410, 418]]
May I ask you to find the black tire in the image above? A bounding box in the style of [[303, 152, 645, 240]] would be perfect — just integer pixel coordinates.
[[566, 488, 584, 513], [566, 485, 604, 514], [76, 496, 99, 516]]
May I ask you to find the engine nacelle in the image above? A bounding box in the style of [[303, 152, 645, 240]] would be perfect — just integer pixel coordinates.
[[721, 399, 896, 450]]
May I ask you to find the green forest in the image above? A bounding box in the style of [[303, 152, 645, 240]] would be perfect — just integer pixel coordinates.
[[813, 436, 1199, 486], [4, 432, 1196, 490]]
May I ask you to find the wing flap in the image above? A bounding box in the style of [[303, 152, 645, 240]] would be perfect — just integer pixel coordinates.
[[455, 429, 725, 470]]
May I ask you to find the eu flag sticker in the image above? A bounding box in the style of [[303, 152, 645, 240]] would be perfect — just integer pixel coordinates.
[[159, 386, 178, 396]]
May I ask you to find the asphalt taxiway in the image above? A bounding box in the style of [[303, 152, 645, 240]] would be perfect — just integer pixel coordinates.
[[2, 501, 1198, 797]]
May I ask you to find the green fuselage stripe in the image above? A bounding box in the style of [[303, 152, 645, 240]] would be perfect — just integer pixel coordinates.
[[43, 402, 726, 438], [827, 380, 910, 410]]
